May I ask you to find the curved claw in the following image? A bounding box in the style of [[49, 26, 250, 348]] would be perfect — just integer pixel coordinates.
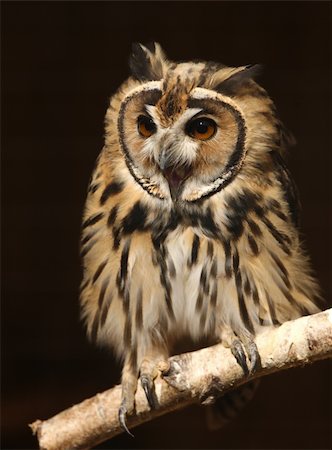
[[247, 341, 261, 374], [231, 339, 249, 376], [141, 375, 158, 409], [118, 404, 134, 437]]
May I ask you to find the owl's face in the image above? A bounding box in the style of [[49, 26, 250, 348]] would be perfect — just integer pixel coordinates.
[[107, 43, 279, 206]]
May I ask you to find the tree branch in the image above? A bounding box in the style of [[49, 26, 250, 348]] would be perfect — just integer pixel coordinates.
[[30, 309, 332, 450]]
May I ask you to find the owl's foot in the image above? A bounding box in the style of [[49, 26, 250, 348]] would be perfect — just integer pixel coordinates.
[[118, 354, 168, 434], [231, 337, 261, 375]]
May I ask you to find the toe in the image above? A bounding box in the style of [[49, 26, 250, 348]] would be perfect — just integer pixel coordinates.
[[247, 340, 261, 374], [118, 403, 134, 437], [231, 339, 249, 376], [140, 374, 159, 409]]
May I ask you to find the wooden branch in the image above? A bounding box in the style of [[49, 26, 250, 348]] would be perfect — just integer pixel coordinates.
[[30, 309, 332, 450]]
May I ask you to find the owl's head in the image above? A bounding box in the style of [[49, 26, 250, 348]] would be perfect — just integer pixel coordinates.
[[106, 43, 284, 206]]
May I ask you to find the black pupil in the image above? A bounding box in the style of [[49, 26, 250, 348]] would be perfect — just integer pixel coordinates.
[[195, 120, 209, 134], [139, 116, 155, 132], [186, 117, 216, 138]]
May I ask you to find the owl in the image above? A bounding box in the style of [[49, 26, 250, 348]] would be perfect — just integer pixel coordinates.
[[80, 42, 321, 433]]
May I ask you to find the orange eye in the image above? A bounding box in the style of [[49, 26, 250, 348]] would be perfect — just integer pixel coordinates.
[[137, 115, 156, 138], [186, 117, 217, 141]]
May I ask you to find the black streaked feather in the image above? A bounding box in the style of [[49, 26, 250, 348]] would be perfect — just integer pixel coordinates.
[[221, 239, 232, 278], [207, 240, 214, 258], [168, 259, 176, 278], [210, 259, 217, 278], [123, 288, 130, 314], [243, 276, 251, 296], [112, 226, 122, 250], [98, 279, 109, 309], [247, 218, 262, 237], [210, 283, 218, 308], [232, 248, 239, 273], [251, 282, 260, 308], [164, 291, 175, 319], [100, 181, 124, 205], [81, 230, 97, 246], [80, 238, 98, 258], [120, 240, 130, 285], [122, 201, 147, 234], [158, 258, 174, 319], [200, 266, 209, 295], [226, 215, 244, 240], [82, 212, 104, 229], [93, 258, 108, 284], [123, 316, 132, 348], [151, 209, 179, 248], [235, 271, 254, 333], [107, 206, 119, 227], [196, 291, 204, 312], [80, 278, 90, 293], [89, 183, 100, 194], [262, 216, 291, 254], [267, 198, 288, 222], [190, 235, 200, 266], [271, 150, 301, 228], [135, 288, 143, 331], [247, 234, 259, 255], [269, 251, 291, 289], [226, 191, 263, 240], [279, 283, 298, 306], [199, 208, 219, 237]]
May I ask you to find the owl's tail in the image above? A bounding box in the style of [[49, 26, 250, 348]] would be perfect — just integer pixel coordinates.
[[205, 379, 260, 430]]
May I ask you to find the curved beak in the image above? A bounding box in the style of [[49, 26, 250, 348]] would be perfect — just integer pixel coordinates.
[[158, 148, 172, 171]]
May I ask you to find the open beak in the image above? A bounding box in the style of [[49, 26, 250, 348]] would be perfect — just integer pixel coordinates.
[[158, 149, 192, 198]]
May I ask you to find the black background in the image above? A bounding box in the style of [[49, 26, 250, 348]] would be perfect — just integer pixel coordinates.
[[2, 2, 331, 449]]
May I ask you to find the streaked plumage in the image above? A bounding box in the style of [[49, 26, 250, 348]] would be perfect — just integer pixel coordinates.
[[80, 43, 320, 432]]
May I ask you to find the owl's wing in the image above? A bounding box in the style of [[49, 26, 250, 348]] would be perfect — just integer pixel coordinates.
[[271, 150, 301, 229]]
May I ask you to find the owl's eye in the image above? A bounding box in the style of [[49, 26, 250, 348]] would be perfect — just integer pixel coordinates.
[[186, 117, 217, 141], [137, 115, 156, 138]]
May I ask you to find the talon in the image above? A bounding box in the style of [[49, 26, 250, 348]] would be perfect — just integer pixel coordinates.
[[247, 341, 261, 374], [231, 339, 249, 376], [141, 375, 158, 409], [118, 404, 134, 437]]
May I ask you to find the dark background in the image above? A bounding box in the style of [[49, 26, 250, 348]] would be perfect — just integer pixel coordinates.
[[2, 2, 331, 449]]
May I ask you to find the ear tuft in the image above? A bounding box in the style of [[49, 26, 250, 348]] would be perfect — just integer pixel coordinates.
[[143, 41, 156, 53], [211, 64, 263, 95], [129, 42, 168, 82], [129, 43, 151, 81]]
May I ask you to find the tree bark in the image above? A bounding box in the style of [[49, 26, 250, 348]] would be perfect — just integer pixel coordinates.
[[30, 309, 332, 450]]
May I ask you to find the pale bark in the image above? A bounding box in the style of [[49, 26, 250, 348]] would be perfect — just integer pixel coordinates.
[[30, 308, 332, 450]]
